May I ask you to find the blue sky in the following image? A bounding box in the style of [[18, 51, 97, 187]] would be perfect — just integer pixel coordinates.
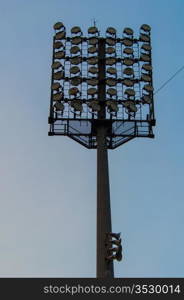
[[0, 0, 184, 277]]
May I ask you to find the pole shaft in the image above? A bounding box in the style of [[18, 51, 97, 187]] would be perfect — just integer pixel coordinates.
[[96, 38, 114, 278]]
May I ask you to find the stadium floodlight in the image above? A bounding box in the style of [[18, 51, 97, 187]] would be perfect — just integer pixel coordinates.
[[48, 22, 156, 279]]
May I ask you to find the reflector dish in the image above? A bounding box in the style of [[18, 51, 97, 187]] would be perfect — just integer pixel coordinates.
[[87, 88, 97, 95], [106, 47, 116, 54], [141, 74, 151, 82], [123, 28, 133, 35], [106, 57, 116, 65], [123, 47, 133, 55], [142, 64, 152, 71], [106, 38, 116, 46], [69, 87, 79, 95], [55, 31, 66, 40], [70, 77, 82, 86], [70, 66, 80, 74], [89, 37, 98, 45], [54, 102, 64, 111], [70, 56, 82, 65], [70, 46, 80, 54], [123, 79, 134, 87], [122, 39, 133, 46], [53, 71, 64, 80], [123, 67, 134, 75], [124, 58, 134, 66], [106, 78, 116, 86], [53, 22, 64, 30], [88, 26, 98, 34], [123, 100, 137, 112], [71, 100, 83, 112], [71, 26, 82, 34], [54, 51, 65, 59], [87, 57, 98, 65], [107, 88, 117, 96], [106, 27, 116, 35], [51, 82, 61, 90], [140, 54, 150, 62], [71, 37, 82, 45], [107, 100, 119, 112], [143, 84, 154, 92], [88, 46, 98, 54], [87, 78, 98, 86], [140, 34, 150, 42], [141, 44, 151, 51], [88, 100, 101, 111], [53, 93, 63, 101], [52, 61, 62, 69], [107, 67, 117, 75], [125, 88, 135, 96], [140, 24, 151, 32], [53, 41, 63, 49], [88, 66, 98, 74], [142, 95, 152, 104]]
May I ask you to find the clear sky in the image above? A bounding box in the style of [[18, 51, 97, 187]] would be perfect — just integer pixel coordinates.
[[0, 0, 184, 277]]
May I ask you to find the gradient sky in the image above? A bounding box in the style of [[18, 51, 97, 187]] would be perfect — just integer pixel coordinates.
[[0, 0, 184, 277]]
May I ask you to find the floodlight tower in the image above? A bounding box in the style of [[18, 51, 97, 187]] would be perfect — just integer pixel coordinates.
[[48, 22, 155, 278]]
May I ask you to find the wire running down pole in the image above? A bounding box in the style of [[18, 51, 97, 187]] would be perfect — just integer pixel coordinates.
[[97, 126, 114, 278]]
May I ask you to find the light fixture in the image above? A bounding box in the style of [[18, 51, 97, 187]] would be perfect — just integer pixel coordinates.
[[51, 61, 62, 69], [70, 46, 80, 54], [123, 27, 134, 35], [88, 100, 101, 111], [51, 82, 61, 90], [143, 84, 154, 92], [106, 100, 119, 112], [141, 44, 151, 51], [123, 47, 133, 55], [55, 31, 66, 40], [88, 57, 98, 65], [106, 27, 116, 35], [122, 39, 133, 47], [140, 34, 150, 42], [142, 95, 152, 104], [54, 51, 65, 59], [140, 24, 151, 32], [53, 41, 63, 49], [70, 56, 82, 64], [123, 79, 134, 87], [53, 92, 63, 101], [89, 37, 98, 45], [107, 88, 117, 96], [123, 67, 134, 75], [87, 87, 97, 95], [106, 57, 116, 65], [71, 100, 83, 112], [106, 78, 116, 86], [54, 102, 64, 111], [71, 26, 82, 34], [140, 54, 150, 62], [53, 22, 65, 30], [69, 87, 80, 95], [141, 74, 151, 82], [106, 47, 116, 54], [106, 38, 116, 46], [70, 77, 82, 86], [124, 88, 135, 96], [142, 64, 152, 71], [87, 78, 98, 86], [123, 58, 134, 66], [88, 26, 98, 34], [123, 100, 137, 112], [88, 66, 98, 74], [70, 66, 80, 74], [53, 71, 64, 80], [88, 46, 98, 54], [71, 37, 82, 45], [106, 67, 117, 75]]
